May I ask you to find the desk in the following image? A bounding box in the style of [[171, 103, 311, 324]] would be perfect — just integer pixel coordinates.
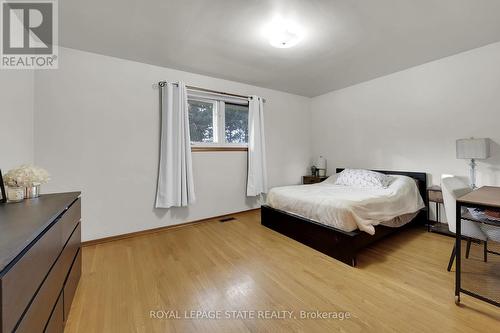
[[456, 186, 500, 307]]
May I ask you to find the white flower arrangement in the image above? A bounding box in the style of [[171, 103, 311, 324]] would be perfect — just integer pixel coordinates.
[[3, 165, 50, 187]]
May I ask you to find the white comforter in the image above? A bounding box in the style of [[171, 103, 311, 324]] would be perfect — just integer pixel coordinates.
[[266, 175, 425, 235]]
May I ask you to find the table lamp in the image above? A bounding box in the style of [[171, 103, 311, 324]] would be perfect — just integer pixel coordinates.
[[456, 138, 490, 189], [315, 156, 327, 177]]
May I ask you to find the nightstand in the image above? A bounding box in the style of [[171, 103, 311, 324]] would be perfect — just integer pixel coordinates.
[[302, 176, 328, 184], [427, 186, 452, 236]]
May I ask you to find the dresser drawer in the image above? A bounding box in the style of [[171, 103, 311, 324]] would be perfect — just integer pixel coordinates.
[[302, 176, 328, 184], [64, 249, 82, 321], [15, 223, 81, 333], [44, 293, 63, 333], [60, 223, 81, 283], [61, 198, 81, 246], [1, 222, 62, 333]]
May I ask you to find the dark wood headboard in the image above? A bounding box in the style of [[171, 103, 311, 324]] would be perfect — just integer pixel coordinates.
[[335, 168, 428, 206]]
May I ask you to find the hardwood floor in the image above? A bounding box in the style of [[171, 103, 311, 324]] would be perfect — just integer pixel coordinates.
[[65, 210, 499, 332]]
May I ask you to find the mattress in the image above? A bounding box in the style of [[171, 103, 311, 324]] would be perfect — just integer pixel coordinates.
[[266, 175, 425, 235]]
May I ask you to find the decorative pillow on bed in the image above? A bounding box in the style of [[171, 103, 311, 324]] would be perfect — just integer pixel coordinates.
[[334, 169, 391, 188]]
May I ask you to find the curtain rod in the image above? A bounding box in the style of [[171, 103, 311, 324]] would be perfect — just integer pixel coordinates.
[[157, 81, 266, 103]]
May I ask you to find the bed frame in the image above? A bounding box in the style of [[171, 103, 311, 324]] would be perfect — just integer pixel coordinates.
[[261, 168, 428, 267]]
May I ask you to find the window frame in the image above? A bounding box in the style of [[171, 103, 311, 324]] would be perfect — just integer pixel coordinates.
[[188, 97, 249, 150]]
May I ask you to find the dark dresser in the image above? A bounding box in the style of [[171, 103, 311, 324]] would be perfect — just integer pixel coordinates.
[[0, 192, 81, 333]]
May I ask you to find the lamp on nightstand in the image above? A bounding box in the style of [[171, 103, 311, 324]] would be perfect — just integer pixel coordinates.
[[456, 138, 490, 189], [315, 156, 327, 177]]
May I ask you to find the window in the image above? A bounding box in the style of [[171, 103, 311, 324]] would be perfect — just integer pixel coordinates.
[[188, 97, 249, 149], [224, 103, 248, 144], [188, 99, 216, 143]]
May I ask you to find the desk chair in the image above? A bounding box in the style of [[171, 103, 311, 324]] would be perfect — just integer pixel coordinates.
[[442, 175, 487, 271]]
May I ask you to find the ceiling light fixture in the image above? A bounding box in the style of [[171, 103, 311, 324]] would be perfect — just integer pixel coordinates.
[[265, 17, 303, 49]]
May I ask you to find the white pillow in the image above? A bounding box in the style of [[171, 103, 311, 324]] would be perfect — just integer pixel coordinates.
[[334, 169, 391, 188]]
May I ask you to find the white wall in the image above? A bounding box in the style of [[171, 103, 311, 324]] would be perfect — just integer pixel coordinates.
[[0, 71, 34, 171], [34, 47, 311, 241], [311, 42, 500, 187]]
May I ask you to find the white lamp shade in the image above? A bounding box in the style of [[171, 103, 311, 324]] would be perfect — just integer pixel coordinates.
[[315, 156, 326, 169], [456, 138, 490, 160]]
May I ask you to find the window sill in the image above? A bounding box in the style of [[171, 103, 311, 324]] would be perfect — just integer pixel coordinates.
[[191, 146, 248, 152]]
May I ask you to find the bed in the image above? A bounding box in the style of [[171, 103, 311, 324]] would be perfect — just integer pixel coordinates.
[[261, 169, 428, 267]]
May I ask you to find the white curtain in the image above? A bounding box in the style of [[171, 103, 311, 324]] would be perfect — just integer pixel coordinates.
[[247, 96, 268, 196], [155, 82, 196, 208]]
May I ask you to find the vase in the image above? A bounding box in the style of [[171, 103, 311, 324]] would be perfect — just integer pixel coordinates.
[[6, 186, 25, 202], [25, 185, 41, 199]]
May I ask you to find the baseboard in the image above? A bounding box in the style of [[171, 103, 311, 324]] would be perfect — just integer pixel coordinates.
[[82, 207, 260, 247]]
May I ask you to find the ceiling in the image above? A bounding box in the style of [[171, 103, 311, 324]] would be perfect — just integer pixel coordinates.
[[60, 0, 500, 97]]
